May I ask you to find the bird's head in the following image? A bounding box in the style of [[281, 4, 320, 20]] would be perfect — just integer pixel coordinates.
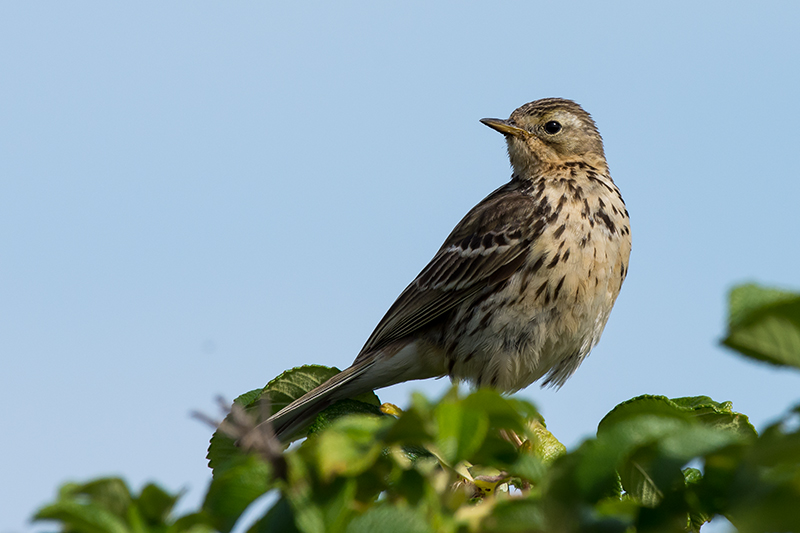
[[481, 98, 606, 176]]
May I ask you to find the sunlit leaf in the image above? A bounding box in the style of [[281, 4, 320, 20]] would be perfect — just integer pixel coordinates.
[[722, 283, 800, 370]]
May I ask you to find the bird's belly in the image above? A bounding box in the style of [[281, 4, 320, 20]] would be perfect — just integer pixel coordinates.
[[444, 227, 627, 391]]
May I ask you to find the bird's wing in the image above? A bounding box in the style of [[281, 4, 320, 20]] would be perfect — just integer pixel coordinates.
[[356, 183, 544, 359]]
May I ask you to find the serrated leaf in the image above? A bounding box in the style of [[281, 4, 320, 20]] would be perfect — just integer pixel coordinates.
[[207, 366, 382, 475], [600, 395, 756, 440], [722, 283, 800, 370], [259, 365, 380, 414], [595, 395, 752, 506], [672, 396, 757, 438], [206, 389, 265, 474]]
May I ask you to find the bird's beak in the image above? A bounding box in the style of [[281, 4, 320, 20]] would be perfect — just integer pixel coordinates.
[[480, 118, 527, 137]]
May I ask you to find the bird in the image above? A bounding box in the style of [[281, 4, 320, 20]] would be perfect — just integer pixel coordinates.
[[262, 98, 631, 441]]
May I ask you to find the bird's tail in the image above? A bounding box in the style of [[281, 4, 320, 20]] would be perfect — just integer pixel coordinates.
[[252, 340, 438, 442], [262, 358, 383, 442]]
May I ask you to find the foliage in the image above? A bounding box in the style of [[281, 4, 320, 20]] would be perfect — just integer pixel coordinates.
[[32, 478, 213, 533], [722, 283, 800, 370], [34, 283, 800, 533]]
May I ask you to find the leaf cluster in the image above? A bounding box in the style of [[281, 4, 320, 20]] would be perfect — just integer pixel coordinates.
[[33, 283, 800, 532]]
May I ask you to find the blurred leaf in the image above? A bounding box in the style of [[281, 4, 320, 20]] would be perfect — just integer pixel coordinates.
[[170, 512, 216, 533], [434, 400, 489, 465], [384, 408, 433, 446], [247, 496, 301, 533], [136, 483, 180, 524], [479, 499, 545, 533], [71, 478, 134, 519], [722, 283, 800, 370], [307, 415, 388, 482], [344, 505, 431, 533], [461, 390, 532, 434], [527, 420, 567, 464], [202, 455, 272, 533], [307, 399, 384, 436], [380, 403, 403, 417], [33, 478, 199, 533], [34, 500, 130, 533]]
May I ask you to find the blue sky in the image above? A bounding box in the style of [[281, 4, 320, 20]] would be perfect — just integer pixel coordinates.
[[2, 2, 800, 531]]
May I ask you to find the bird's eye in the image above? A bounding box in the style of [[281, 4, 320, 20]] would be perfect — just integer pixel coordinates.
[[544, 121, 562, 134]]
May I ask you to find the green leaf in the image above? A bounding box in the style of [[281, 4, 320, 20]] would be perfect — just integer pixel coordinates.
[[383, 403, 435, 447], [600, 395, 756, 443], [307, 399, 385, 436], [480, 499, 546, 533], [208, 367, 383, 475], [722, 283, 800, 370], [202, 455, 273, 533], [344, 505, 431, 533], [682, 468, 712, 533], [71, 478, 134, 519], [307, 414, 389, 481], [259, 365, 380, 415], [527, 420, 567, 464], [434, 399, 490, 465], [136, 483, 181, 525], [169, 512, 216, 533], [206, 388, 265, 475], [33, 500, 131, 533], [682, 467, 702, 485], [595, 395, 752, 506], [461, 389, 534, 434], [247, 496, 301, 533]]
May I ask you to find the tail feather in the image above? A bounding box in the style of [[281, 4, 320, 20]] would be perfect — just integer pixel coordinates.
[[265, 359, 378, 441]]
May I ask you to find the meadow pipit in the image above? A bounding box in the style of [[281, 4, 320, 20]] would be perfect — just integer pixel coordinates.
[[264, 98, 631, 440]]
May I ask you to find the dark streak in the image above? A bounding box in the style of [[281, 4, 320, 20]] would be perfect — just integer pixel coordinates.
[[535, 281, 548, 300], [553, 275, 565, 300], [596, 210, 617, 234]]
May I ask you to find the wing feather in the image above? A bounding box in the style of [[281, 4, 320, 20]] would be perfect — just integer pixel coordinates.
[[356, 182, 542, 359]]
